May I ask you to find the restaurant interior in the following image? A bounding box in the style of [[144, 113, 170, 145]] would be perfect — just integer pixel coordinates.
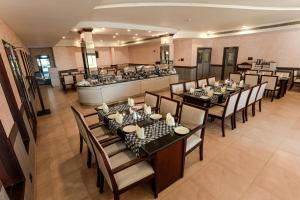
[[1, 1, 300, 200]]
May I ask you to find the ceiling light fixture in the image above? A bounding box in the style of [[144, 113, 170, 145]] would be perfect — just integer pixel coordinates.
[[113, 35, 116, 39], [115, 33, 119, 35], [135, 33, 138, 36], [148, 30, 152, 33], [62, 36, 66, 39], [72, 28, 78, 32], [241, 25, 250, 30], [127, 29, 131, 32]]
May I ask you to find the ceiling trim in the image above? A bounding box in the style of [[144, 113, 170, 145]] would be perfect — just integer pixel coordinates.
[[94, 2, 300, 11]]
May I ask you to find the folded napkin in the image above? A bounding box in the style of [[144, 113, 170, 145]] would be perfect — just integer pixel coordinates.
[[224, 79, 230, 84], [214, 81, 219, 87], [221, 86, 226, 93], [239, 80, 244, 87], [207, 89, 214, 97], [129, 108, 134, 114], [189, 87, 195, 93], [136, 125, 145, 139], [144, 104, 152, 115], [115, 112, 124, 125], [232, 82, 237, 89], [102, 103, 109, 114], [132, 111, 138, 120], [127, 98, 135, 107], [166, 113, 175, 126]]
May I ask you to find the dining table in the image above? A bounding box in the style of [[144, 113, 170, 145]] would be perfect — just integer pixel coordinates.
[[96, 102, 194, 193]]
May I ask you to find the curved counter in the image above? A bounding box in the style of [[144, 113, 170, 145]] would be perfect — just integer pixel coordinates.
[[77, 74, 179, 105]]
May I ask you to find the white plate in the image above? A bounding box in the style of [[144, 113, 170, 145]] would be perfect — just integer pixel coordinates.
[[123, 125, 137, 133], [97, 105, 103, 110], [227, 88, 235, 91], [174, 126, 190, 135], [200, 96, 210, 100], [108, 114, 117, 119], [150, 114, 162, 120], [213, 92, 222, 95], [132, 105, 143, 110]]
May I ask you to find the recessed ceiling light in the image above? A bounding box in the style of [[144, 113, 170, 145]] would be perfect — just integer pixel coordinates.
[[72, 28, 78, 32], [62, 36, 66, 39], [127, 29, 131, 32], [132, 36, 136, 39], [241, 25, 250, 30], [100, 40, 103, 42], [113, 35, 116, 39], [115, 33, 119, 35], [135, 33, 138, 36], [148, 30, 152, 33]]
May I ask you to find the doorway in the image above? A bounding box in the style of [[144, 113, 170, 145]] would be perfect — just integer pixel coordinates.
[[196, 48, 212, 79], [36, 54, 51, 84], [222, 47, 239, 80], [160, 45, 170, 64]]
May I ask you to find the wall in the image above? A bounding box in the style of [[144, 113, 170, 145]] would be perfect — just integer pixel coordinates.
[[173, 39, 193, 66], [52, 46, 82, 71], [190, 28, 300, 67], [128, 42, 160, 64]]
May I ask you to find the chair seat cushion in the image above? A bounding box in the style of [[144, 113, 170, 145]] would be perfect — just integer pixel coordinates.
[[110, 150, 136, 169], [114, 161, 154, 190], [104, 141, 127, 156], [208, 105, 224, 117], [294, 79, 300, 83], [91, 126, 106, 138], [186, 134, 202, 153]]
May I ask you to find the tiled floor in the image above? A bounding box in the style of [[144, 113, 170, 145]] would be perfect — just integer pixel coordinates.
[[36, 86, 300, 200]]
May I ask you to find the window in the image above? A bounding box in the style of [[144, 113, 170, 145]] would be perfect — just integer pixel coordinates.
[[87, 54, 97, 68]]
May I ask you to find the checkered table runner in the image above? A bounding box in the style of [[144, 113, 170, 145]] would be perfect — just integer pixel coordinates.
[[98, 103, 130, 119], [124, 120, 176, 157], [109, 111, 148, 132]]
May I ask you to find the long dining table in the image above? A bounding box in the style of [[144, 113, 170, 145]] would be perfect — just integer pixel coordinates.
[[96, 103, 194, 193]]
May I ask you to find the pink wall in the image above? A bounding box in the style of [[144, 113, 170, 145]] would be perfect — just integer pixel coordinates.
[[95, 47, 112, 66], [114, 47, 129, 64], [173, 39, 193, 66], [128, 42, 160, 64], [191, 29, 300, 67], [52, 46, 82, 70]]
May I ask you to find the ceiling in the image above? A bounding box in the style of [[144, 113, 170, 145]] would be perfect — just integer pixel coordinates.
[[1, 0, 300, 47]]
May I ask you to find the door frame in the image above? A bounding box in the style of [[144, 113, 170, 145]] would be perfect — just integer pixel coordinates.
[[222, 46, 239, 80], [196, 47, 212, 79]]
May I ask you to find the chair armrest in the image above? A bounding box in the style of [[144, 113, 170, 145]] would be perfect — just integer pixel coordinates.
[[210, 102, 226, 107], [101, 137, 122, 147], [84, 112, 98, 118], [89, 122, 105, 130], [99, 135, 120, 144], [190, 124, 206, 134], [112, 155, 154, 174]]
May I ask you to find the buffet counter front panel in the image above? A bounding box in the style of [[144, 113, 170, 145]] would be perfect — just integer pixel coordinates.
[[77, 75, 179, 105]]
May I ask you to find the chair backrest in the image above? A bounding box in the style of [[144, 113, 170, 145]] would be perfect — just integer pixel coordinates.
[[197, 79, 208, 88], [184, 81, 196, 91], [247, 85, 260, 105], [262, 65, 271, 70], [107, 69, 116, 75], [256, 82, 268, 101], [260, 70, 273, 76], [261, 75, 278, 90], [144, 92, 159, 108], [179, 103, 208, 138], [63, 75, 74, 84], [207, 76, 216, 85], [170, 83, 184, 94], [88, 130, 116, 191], [244, 74, 259, 87], [229, 73, 242, 83], [245, 70, 258, 75], [224, 92, 240, 117], [75, 73, 84, 82], [236, 89, 251, 111], [71, 106, 94, 153], [159, 96, 180, 117], [275, 71, 290, 78]]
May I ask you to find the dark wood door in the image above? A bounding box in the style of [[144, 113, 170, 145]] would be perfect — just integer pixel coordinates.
[[222, 47, 239, 79], [196, 48, 212, 79]]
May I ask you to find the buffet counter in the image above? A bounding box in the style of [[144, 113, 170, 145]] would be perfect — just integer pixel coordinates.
[[77, 74, 179, 105]]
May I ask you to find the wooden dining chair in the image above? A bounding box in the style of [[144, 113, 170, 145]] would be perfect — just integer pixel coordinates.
[[75, 73, 85, 83], [245, 84, 260, 120], [197, 78, 208, 88], [144, 91, 160, 110], [229, 73, 242, 83], [179, 103, 208, 160], [159, 96, 180, 119], [88, 131, 157, 200], [170, 82, 185, 100], [235, 88, 251, 125], [207, 76, 216, 86], [289, 70, 300, 90], [255, 82, 268, 112], [244, 74, 259, 87], [208, 92, 240, 137], [245, 70, 258, 75], [261, 75, 279, 101], [260, 70, 273, 76], [184, 80, 197, 91], [71, 106, 126, 168], [62, 74, 75, 90], [275, 71, 291, 79]]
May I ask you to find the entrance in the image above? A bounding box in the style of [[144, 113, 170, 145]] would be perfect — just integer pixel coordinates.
[[222, 47, 239, 79], [196, 48, 212, 79]]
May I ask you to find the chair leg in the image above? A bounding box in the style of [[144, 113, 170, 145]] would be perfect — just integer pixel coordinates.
[[96, 168, 100, 188], [242, 110, 245, 123], [113, 193, 120, 200], [259, 100, 262, 112], [221, 119, 225, 137], [289, 82, 294, 90], [152, 178, 158, 199], [100, 173, 104, 193], [245, 107, 248, 121], [79, 134, 83, 153], [199, 142, 203, 161], [231, 116, 234, 130], [271, 91, 275, 102], [87, 149, 92, 168], [252, 104, 255, 117]]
